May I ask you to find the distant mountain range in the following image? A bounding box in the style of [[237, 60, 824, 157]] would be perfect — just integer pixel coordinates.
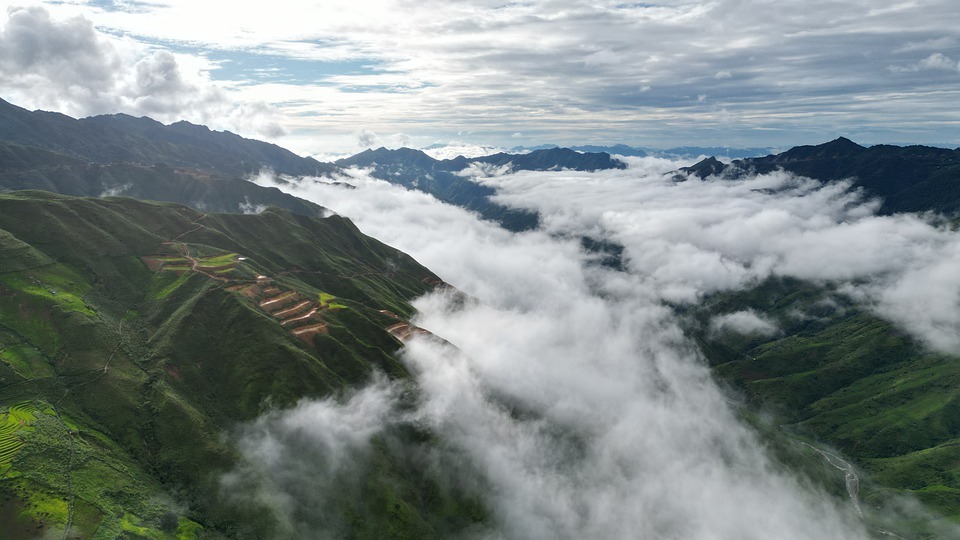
[[336, 146, 626, 231], [679, 137, 960, 215], [507, 143, 779, 159]]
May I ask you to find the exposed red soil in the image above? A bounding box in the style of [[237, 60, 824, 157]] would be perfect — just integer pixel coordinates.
[[385, 322, 431, 341], [273, 300, 313, 320], [259, 291, 299, 312], [290, 322, 328, 344], [165, 364, 182, 381], [140, 257, 165, 271], [281, 308, 320, 328]]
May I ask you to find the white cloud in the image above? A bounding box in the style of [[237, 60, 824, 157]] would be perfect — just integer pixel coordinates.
[[248, 167, 879, 538], [710, 309, 779, 336], [919, 52, 960, 72], [889, 52, 960, 74], [357, 128, 378, 148], [421, 142, 506, 160], [223, 376, 403, 536], [8, 0, 960, 150], [0, 5, 288, 139], [465, 160, 960, 353]]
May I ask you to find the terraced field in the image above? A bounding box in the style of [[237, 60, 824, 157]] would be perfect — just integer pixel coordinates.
[[142, 243, 240, 280], [143, 240, 370, 347], [0, 401, 38, 474], [228, 276, 349, 345]]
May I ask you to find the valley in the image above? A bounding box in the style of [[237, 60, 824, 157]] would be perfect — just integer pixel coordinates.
[[0, 99, 958, 538]]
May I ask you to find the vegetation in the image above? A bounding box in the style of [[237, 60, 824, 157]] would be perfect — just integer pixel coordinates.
[[0, 191, 486, 537], [687, 277, 960, 537]]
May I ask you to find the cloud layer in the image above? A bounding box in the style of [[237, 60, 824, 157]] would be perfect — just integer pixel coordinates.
[[5, 1, 960, 153], [235, 164, 908, 538], [470, 160, 960, 352]]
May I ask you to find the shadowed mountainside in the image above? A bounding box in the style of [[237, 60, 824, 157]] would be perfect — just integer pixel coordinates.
[[679, 137, 960, 215], [0, 141, 328, 217], [0, 98, 335, 178]]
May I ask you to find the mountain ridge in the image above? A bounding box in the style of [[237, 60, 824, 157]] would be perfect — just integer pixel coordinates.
[[0, 190, 486, 538], [678, 137, 960, 215], [0, 98, 335, 178]]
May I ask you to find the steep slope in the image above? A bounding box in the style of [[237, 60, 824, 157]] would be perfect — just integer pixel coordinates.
[[0, 141, 328, 217], [686, 278, 960, 535], [679, 138, 960, 215], [0, 191, 485, 538], [0, 98, 335, 178]]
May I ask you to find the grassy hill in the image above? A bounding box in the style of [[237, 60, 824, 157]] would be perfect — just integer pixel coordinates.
[[0, 191, 486, 538], [686, 277, 960, 537]]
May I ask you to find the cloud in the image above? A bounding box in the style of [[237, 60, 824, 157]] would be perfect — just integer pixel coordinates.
[[582, 48, 620, 67], [710, 309, 780, 336], [238, 197, 268, 215], [0, 5, 287, 140], [9, 1, 960, 151], [462, 160, 960, 353], [357, 128, 378, 148], [249, 167, 879, 538], [421, 142, 506, 160], [893, 37, 959, 53], [222, 376, 401, 536], [889, 52, 960, 73], [919, 52, 960, 72]]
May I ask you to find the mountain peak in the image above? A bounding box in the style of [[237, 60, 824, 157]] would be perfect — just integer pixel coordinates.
[[776, 136, 865, 162], [822, 136, 863, 151]]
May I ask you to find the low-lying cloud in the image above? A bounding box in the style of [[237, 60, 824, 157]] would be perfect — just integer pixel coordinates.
[[222, 376, 399, 536], [467, 160, 960, 353], [243, 164, 889, 538], [710, 309, 780, 337]]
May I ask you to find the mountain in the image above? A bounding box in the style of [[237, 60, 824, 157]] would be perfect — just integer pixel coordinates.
[[0, 99, 334, 217], [509, 143, 649, 157], [336, 146, 538, 230], [505, 144, 777, 159], [471, 146, 627, 171], [0, 98, 335, 178], [656, 146, 777, 159], [678, 137, 960, 215], [685, 277, 960, 533], [571, 144, 648, 157], [0, 191, 486, 538], [0, 141, 328, 217], [335, 146, 625, 231]]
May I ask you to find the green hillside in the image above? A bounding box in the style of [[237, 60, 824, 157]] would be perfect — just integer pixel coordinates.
[[687, 277, 960, 537], [0, 191, 486, 538]]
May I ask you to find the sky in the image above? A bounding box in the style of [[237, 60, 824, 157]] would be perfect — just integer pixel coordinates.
[[1, 0, 959, 156], [224, 158, 960, 538]]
